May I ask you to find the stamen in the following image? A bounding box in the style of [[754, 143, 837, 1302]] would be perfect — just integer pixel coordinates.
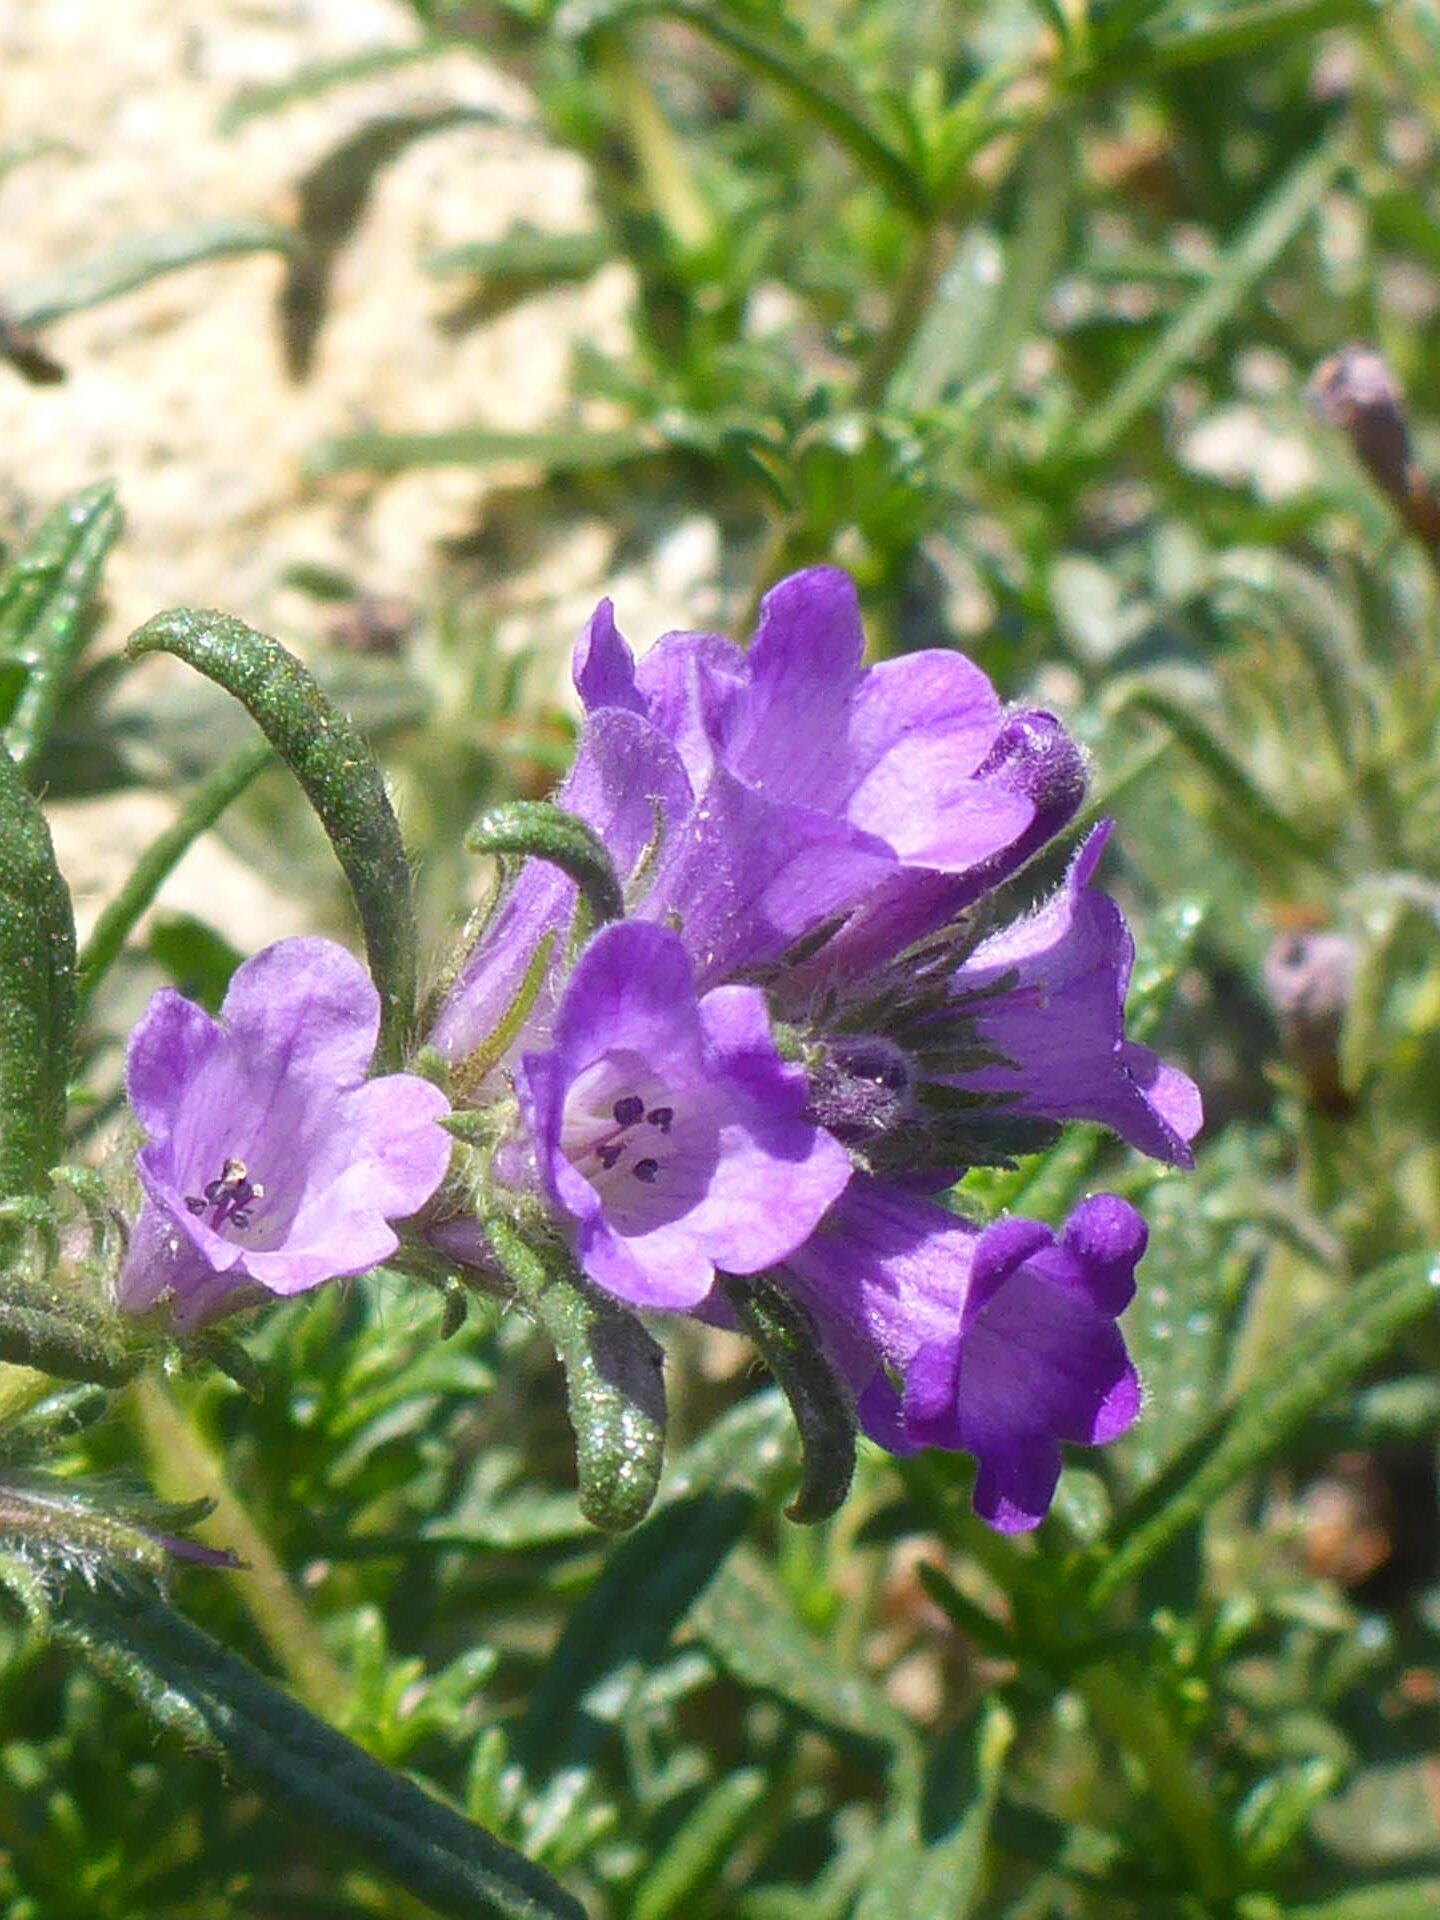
[[612, 1095, 645, 1128], [597, 1142, 626, 1171], [633, 1157, 660, 1184], [646, 1106, 673, 1133], [184, 1156, 264, 1234]]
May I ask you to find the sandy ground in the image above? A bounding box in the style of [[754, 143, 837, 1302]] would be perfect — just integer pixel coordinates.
[[1, 0, 716, 944]]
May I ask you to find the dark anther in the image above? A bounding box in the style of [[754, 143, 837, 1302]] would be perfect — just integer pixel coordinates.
[[633, 1157, 660, 1184], [187, 1156, 265, 1232], [612, 1095, 645, 1128], [646, 1106, 674, 1133], [597, 1142, 626, 1171]]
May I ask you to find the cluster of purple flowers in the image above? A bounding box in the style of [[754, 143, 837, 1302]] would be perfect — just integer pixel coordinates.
[[119, 569, 1199, 1531]]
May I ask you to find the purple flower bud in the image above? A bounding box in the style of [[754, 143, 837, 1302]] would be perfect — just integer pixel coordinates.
[[942, 822, 1202, 1165], [782, 1179, 1146, 1532], [119, 939, 452, 1329]]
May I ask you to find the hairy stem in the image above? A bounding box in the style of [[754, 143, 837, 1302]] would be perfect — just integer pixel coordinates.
[[128, 1372, 348, 1721]]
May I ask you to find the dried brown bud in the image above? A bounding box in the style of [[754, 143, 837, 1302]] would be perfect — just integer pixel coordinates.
[[1309, 346, 1410, 494], [1309, 345, 1440, 569], [1263, 929, 1357, 1113]]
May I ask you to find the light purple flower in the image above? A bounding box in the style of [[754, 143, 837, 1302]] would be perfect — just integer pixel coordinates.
[[942, 823, 1202, 1166], [119, 938, 452, 1329], [515, 920, 851, 1311], [574, 567, 1087, 975], [781, 1180, 1145, 1532]]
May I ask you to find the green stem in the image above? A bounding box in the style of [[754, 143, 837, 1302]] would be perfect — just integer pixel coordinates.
[[129, 1373, 348, 1721], [1074, 1660, 1233, 1902], [77, 740, 273, 1007], [853, 217, 950, 409], [597, 30, 713, 254]]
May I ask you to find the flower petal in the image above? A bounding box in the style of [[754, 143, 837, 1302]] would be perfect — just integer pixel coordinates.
[[948, 825, 1202, 1165], [648, 763, 894, 985]]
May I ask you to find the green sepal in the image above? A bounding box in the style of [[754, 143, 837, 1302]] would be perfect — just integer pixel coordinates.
[[0, 481, 122, 774], [484, 1214, 666, 1532], [0, 1277, 141, 1388], [721, 1271, 856, 1524], [126, 609, 418, 1069], [0, 740, 77, 1199], [48, 1573, 587, 1920], [0, 1472, 207, 1583], [467, 800, 625, 928]]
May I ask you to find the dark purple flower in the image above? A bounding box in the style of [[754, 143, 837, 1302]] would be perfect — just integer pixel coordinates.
[[782, 1180, 1145, 1532], [943, 823, 1202, 1166], [515, 920, 851, 1311], [119, 939, 452, 1329], [574, 567, 1086, 974]]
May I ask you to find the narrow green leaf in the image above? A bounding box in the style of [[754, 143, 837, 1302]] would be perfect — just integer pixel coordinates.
[[219, 42, 454, 132], [514, 1490, 753, 1776], [1140, 0, 1379, 75], [1113, 1174, 1246, 1489], [1, 482, 122, 775], [721, 1273, 855, 1523], [126, 609, 418, 1067], [0, 135, 77, 188], [424, 230, 611, 281], [1126, 895, 1208, 1041], [1113, 685, 1333, 870], [692, 1547, 917, 1766], [468, 801, 625, 928], [854, 1701, 1014, 1920], [1234, 1757, 1344, 1874], [0, 742, 76, 1197], [280, 108, 498, 377], [1283, 1881, 1440, 1920], [658, 1387, 796, 1506], [571, 0, 928, 218], [77, 741, 273, 1007], [51, 1576, 585, 1920], [914, 1563, 1014, 1662], [0, 1287, 140, 1387], [307, 422, 663, 478], [3, 218, 299, 330], [1077, 132, 1348, 458], [485, 1216, 666, 1532], [898, 118, 1075, 422], [631, 1767, 768, 1920], [1093, 1250, 1440, 1604]]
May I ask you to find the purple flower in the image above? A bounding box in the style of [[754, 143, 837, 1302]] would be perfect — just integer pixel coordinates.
[[118, 939, 452, 1329], [515, 920, 851, 1311], [782, 1180, 1145, 1532], [942, 823, 1202, 1166], [574, 567, 1087, 975]]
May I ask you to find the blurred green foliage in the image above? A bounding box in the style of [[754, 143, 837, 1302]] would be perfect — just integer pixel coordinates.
[[3, 1, 1440, 1916]]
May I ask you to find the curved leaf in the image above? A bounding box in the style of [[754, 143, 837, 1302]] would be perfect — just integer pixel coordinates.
[[0, 742, 76, 1197], [53, 1576, 586, 1920], [1, 482, 122, 774], [126, 609, 418, 1068], [4, 219, 299, 330], [721, 1272, 855, 1523], [485, 1216, 667, 1532]]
